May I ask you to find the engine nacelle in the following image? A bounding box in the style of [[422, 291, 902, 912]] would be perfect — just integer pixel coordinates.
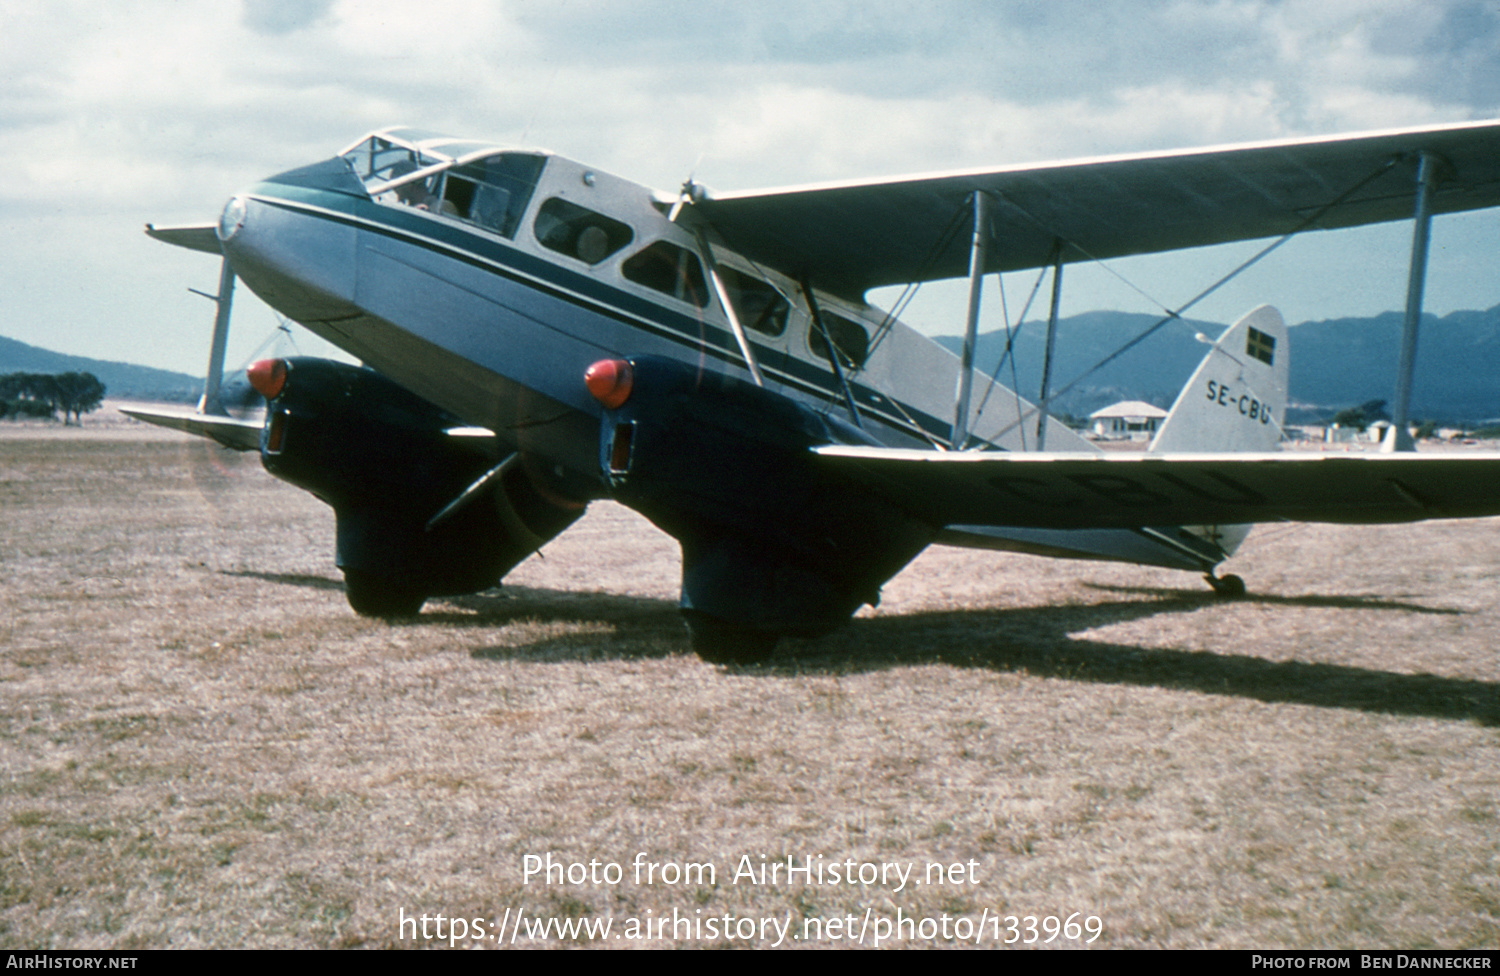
[[593, 356, 932, 659], [253, 357, 583, 616]]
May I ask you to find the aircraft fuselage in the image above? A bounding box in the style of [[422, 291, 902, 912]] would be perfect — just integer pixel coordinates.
[[216, 131, 1030, 505], [199, 128, 1247, 655]]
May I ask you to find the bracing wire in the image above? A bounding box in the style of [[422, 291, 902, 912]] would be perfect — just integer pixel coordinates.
[[977, 155, 1403, 447], [970, 260, 1052, 434], [865, 203, 972, 361]]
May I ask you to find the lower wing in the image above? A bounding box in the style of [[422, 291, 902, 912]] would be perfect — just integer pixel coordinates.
[[120, 406, 263, 452], [814, 447, 1500, 529]]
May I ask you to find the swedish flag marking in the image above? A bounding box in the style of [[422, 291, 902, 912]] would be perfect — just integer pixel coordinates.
[[1247, 327, 1276, 366]]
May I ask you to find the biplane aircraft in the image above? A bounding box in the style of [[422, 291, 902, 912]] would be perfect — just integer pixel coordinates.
[[132, 119, 1500, 661]]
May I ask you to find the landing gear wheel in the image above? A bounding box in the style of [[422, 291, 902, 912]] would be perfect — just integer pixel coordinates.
[[682, 611, 778, 665], [344, 569, 426, 618], [1205, 572, 1246, 598]]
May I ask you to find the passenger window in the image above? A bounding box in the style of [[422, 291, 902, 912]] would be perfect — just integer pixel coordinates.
[[717, 267, 789, 338], [809, 313, 870, 368], [621, 241, 709, 307], [534, 198, 634, 264]]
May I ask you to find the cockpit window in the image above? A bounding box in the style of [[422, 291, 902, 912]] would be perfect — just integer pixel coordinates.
[[439, 154, 545, 238], [340, 136, 445, 189], [534, 198, 633, 264], [340, 134, 545, 240]]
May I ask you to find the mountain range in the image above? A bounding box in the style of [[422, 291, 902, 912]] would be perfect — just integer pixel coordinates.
[[0, 335, 201, 402], [936, 304, 1500, 424], [5, 303, 1499, 422]]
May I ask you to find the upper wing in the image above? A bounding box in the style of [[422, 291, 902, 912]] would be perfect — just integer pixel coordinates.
[[699, 119, 1500, 299], [815, 446, 1500, 529]]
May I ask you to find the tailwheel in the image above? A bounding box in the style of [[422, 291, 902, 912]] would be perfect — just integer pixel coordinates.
[[1205, 571, 1246, 598], [343, 569, 426, 618], [682, 611, 779, 665]]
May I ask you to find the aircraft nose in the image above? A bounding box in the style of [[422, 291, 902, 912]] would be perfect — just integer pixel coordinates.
[[217, 195, 249, 243], [217, 193, 359, 322]]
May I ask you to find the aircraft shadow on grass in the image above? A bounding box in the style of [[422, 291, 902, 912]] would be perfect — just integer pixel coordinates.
[[794, 590, 1497, 727], [220, 568, 1499, 725], [221, 569, 347, 592], [1081, 582, 1467, 615]]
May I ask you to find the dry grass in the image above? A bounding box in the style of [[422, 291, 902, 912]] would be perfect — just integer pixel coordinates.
[[3, 425, 1500, 948]]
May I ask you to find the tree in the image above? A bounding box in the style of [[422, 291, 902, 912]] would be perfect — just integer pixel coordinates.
[[0, 373, 54, 421], [1330, 399, 1389, 432], [54, 372, 106, 425], [0, 371, 106, 424]]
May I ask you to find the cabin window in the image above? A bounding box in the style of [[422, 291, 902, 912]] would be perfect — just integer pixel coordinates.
[[717, 267, 790, 338], [621, 241, 709, 308], [533, 198, 634, 264], [809, 312, 870, 368]]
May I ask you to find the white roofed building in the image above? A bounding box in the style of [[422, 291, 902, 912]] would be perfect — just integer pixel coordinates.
[[1088, 400, 1168, 441]]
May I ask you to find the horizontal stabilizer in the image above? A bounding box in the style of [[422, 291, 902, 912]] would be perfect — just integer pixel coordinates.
[[815, 446, 1500, 529], [145, 222, 222, 254], [120, 406, 262, 452]]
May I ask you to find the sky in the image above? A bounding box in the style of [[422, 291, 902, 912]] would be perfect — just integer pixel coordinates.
[[2, 0, 1498, 377]]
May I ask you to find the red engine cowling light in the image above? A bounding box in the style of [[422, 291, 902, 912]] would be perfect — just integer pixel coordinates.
[[247, 358, 287, 399], [584, 359, 633, 409]]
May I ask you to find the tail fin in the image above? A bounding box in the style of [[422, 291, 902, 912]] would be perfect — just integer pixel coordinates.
[[1147, 305, 1289, 561], [1149, 305, 1288, 455]]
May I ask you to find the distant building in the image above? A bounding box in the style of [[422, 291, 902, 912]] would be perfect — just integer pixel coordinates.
[[1326, 420, 1395, 445], [1088, 400, 1168, 441], [1366, 419, 1394, 444]]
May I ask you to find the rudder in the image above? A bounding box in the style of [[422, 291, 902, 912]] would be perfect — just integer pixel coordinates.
[[1147, 305, 1289, 561], [1149, 304, 1288, 455]]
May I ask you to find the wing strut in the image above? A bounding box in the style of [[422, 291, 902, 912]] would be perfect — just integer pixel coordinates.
[[1036, 241, 1064, 450], [1391, 151, 1442, 452], [694, 229, 765, 388], [952, 191, 992, 449], [186, 257, 236, 417], [803, 278, 865, 431], [979, 155, 1403, 447]]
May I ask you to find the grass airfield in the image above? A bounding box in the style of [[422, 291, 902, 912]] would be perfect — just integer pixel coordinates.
[[2, 421, 1499, 949]]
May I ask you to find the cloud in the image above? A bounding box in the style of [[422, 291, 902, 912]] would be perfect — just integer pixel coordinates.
[[1370, 0, 1500, 113], [0, 0, 1497, 372], [241, 0, 335, 36]]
